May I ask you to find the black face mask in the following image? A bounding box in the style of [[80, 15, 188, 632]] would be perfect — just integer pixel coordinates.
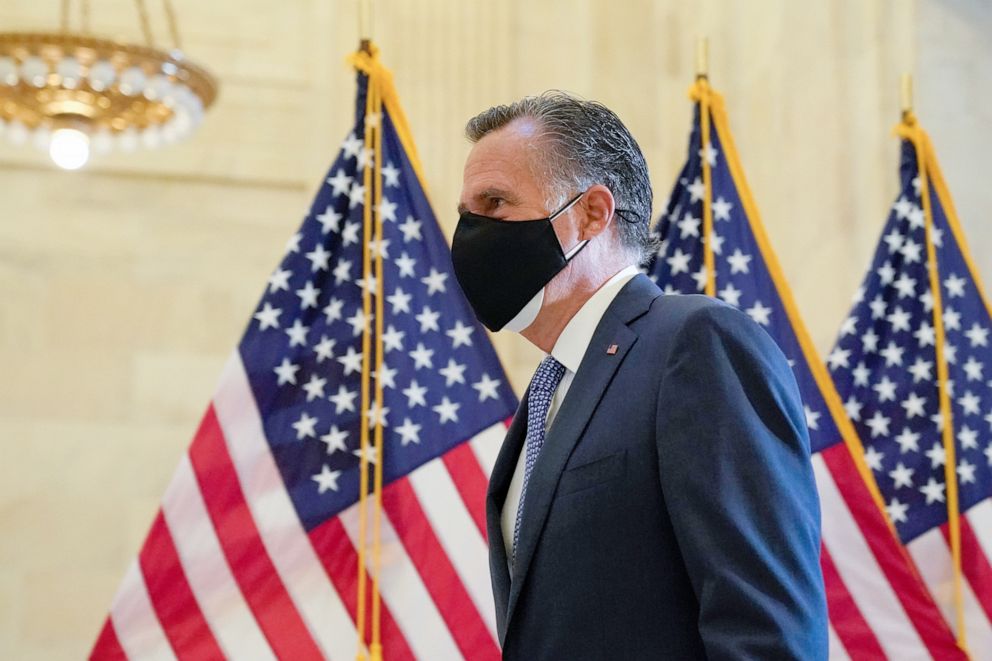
[[451, 192, 588, 332]]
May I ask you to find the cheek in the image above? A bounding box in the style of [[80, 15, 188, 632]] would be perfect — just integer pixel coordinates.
[[552, 214, 581, 249]]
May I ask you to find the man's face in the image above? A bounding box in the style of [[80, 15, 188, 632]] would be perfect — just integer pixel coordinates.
[[457, 118, 580, 254], [455, 116, 625, 342]]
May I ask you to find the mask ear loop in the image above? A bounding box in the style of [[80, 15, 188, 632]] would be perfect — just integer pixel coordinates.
[[547, 190, 587, 222], [559, 193, 623, 260], [563, 239, 589, 260], [546, 190, 589, 260]]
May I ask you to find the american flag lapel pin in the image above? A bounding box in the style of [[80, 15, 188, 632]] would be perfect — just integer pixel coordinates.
[[606, 343, 619, 355]]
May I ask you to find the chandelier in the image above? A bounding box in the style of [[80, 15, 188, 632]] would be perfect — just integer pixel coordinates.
[[0, 0, 217, 170]]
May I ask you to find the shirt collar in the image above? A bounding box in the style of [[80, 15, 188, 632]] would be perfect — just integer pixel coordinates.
[[550, 265, 640, 373]]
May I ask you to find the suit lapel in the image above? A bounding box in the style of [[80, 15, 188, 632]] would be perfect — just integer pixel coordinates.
[[486, 394, 528, 641], [503, 315, 639, 630], [498, 274, 662, 640]]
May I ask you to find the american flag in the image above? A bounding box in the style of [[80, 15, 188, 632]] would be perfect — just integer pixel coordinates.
[[828, 118, 992, 656], [644, 81, 964, 659], [90, 48, 517, 660]]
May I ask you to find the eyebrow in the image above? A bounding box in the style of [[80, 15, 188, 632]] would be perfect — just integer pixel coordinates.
[[457, 187, 518, 215]]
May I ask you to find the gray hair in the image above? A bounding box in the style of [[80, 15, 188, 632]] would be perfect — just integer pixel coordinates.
[[465, 91, 655, 263]]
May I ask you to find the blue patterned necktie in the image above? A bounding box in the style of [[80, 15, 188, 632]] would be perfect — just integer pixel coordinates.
[[512, 354, 567, 564]]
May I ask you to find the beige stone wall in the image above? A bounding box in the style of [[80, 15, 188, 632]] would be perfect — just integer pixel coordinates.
[[0, 0, 989, 658]]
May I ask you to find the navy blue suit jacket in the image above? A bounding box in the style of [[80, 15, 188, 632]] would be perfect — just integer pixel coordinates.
[[486, 274, 828, 659]]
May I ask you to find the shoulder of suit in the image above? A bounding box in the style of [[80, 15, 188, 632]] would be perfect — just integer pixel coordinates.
[[638, 293, 773, 348], [643, 292, 737, 328]]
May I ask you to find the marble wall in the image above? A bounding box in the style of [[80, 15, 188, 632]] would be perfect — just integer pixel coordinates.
[[0, 0, 988, 658]]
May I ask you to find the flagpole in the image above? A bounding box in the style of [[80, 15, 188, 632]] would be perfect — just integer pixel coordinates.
[[369, 66, 387, 661], [358, 0, 373, 48], [694, 37, 717, 297], [354, 61, 376, 661], [353, 5, 377, 655], [900, 72, 913, 121], [695, 36, 708, 80], [897, 74, 969, 654]]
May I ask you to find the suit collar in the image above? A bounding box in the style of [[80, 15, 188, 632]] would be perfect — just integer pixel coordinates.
[[550, 265, 640, 373], [604, 272, 662, 325]]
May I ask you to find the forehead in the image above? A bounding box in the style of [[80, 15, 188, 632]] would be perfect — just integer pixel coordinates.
[[461, 117, 545, 196]]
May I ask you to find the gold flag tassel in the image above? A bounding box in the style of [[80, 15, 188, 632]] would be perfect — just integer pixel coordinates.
[[688, 37, 716, 298], [347, 38, 389, 661], [346, 31, 444, 661], [894, 74, 969, 656]]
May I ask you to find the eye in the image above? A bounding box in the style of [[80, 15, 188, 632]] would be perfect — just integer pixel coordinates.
[[487, 197, 506, 211]]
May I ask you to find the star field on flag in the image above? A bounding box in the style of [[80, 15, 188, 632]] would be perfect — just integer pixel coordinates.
[[239, 76, 517, 533]]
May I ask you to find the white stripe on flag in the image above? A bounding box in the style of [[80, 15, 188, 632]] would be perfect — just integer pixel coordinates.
[[339, 502, 464, 660], [110, 560, 177, 661], [214, 352, 360, 661], [827, 623, 851, 661], [409, 458, 499, 640], [907, 526, 992, 654], [812, 456, 930, 659], [469, 421, 505, 477], [967, 497, 992, 563], [161, 454, 276, 661]]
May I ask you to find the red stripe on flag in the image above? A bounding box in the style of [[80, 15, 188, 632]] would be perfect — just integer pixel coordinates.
[[89, 618, 127, 660], [821, 443, 966, 659], [942, 517, 992, 623], [819, 543, 886, 659], [308, 516, 416, 661], [139, 510, 225, 660], [189, 406, 323, 660], [382, 477, 501, 660], [442, 442, 490, 541]]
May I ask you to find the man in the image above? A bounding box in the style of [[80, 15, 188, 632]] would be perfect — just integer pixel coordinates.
[[450, 92, 827, 660]]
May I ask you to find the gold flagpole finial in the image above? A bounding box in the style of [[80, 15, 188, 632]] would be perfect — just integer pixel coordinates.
[[901, 73, 914, 119], [695, 37, 709, 81]]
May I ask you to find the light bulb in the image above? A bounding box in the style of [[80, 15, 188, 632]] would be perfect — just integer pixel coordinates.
[[119, 66, 146, 96], [57, 56, 82, 89], [88, 60, 116, 91], [49, 128, 90, 170]]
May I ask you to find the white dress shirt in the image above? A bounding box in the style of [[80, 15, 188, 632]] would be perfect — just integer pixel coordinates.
[[501, 265, 640, 568]]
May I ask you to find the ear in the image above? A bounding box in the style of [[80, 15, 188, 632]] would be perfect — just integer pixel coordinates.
[[578, 184, 616, 240]]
